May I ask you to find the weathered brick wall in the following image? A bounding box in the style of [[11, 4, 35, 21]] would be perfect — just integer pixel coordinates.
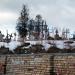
[[0, 56, 6, 75], [54, 55, 75, 75], [6, 54, 50, 75], [0, 54, 75, 75]]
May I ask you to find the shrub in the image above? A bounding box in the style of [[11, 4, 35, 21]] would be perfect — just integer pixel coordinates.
[[30, 44, 46, 53], [14, 43, 31, 54], [47, 46, 61, 53], [0, 46, 9, 54]]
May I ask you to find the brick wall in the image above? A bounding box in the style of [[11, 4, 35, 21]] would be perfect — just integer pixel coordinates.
[[0, 56, 6, 75], [0, 54, 75, 75], [6, 54, 50, 75]]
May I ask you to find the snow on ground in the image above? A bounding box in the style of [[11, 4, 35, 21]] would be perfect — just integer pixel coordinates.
[[26, 40, 46, 45], [0, 40, 75, 51], [5, 41, 22, 51], [22, 40, 75, 50], [42, 43, 51, 51], [55, 41, 64, 49], [0, 42, 7, 47], [49, 40, 65, 49], [26, 40, 51, 51], [0, 41, 22, 51], [48, 40, 75, 49]]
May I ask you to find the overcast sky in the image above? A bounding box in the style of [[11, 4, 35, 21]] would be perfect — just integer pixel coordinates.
[[0, 0, 75, 35]]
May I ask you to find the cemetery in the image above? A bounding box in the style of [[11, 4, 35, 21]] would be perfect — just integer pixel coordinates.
[[0, 2, 75, 75]]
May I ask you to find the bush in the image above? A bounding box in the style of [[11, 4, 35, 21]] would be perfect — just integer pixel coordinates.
[[14, 43, 31, 54], [47, 36, 54, 40], [0, 46, 9, 54], [14, 46, 31, 54], [47, 46, 61, 53], [30, 44, 46, 53], [70, 48, 75, 53]]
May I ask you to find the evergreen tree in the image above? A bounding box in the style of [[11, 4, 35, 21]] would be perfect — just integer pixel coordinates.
[[44, 21, 48, 39], [62, 28, 66, 39], [28, 19, 34, 31], [16, 5, 29, 41], [28, 19, 34, 39], [54, 29, 60, 40], [65, 28, 69, 39], [41, 20, 44, 39], [35, 15, 42, 39]]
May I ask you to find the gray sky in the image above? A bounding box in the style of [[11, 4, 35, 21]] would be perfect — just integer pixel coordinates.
[[0, 0, 75, 35]]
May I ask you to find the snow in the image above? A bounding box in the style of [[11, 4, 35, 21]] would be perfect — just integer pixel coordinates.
[[26, 41, 37, 45], [5, 41, 22, 51], [25, 40, 50, 51], [0, 42, 6, 47], [26, 40, 65, 50], [0, 40, 75, 52], [42, 43, 51, 51], [23, 40, 75, 50], [22, 45, 31, 49], [0, 41, 22, 51], [53, 40, 65, 49], [47, 40, 65, 49]]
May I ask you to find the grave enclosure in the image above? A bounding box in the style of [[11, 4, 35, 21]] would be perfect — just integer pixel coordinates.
[[0, 53, 75, 75]]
